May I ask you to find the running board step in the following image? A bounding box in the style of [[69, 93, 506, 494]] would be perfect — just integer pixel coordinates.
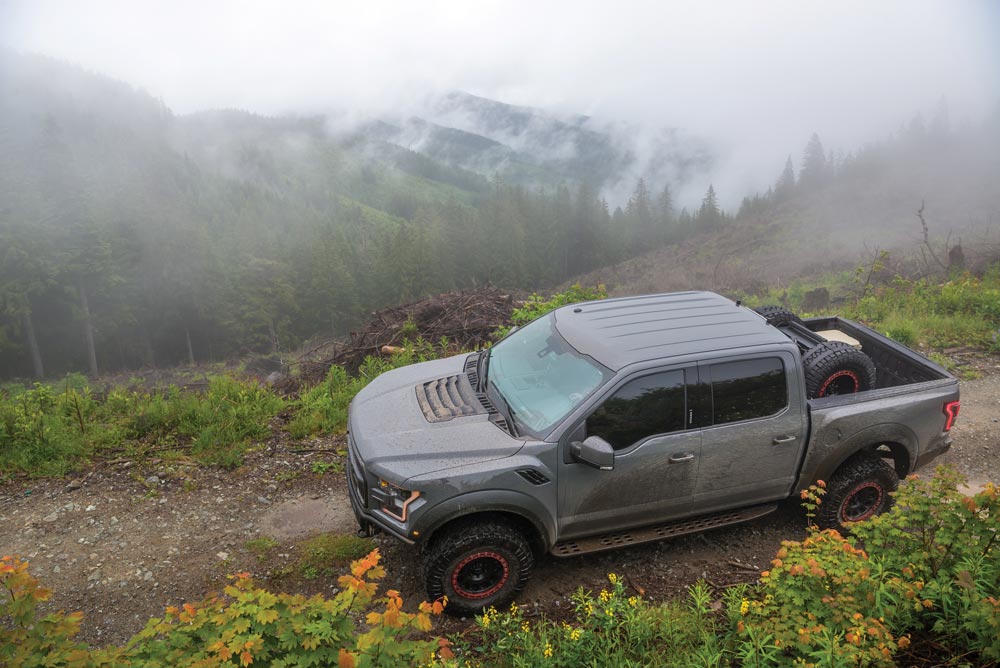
[[551, 503, 778, 558]]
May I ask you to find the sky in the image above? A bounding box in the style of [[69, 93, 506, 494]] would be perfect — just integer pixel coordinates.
[[2, 0, 998, 203]]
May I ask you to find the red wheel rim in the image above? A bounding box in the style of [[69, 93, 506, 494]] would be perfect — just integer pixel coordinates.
[[839, 481, 883, 523], [818, 370, 860, 397], [451, 551, 509, 600]]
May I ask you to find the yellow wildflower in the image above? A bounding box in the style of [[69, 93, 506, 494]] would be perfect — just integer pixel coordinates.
[[740, 599, 750, 616], [628, 596, 638, 607], [543, 644, 553, 658], [599, 589, 611, 602], [607, 573, 618, 585]]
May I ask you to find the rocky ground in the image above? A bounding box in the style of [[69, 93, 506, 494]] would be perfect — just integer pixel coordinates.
[[2, 360, 998, 647]]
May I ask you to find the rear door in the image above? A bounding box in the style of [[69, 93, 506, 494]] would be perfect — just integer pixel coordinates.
[[557, 366, 701, 538], [693, 350, 806, 512]]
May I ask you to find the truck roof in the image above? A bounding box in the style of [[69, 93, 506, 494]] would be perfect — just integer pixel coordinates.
[[552, 291, 790, 371]]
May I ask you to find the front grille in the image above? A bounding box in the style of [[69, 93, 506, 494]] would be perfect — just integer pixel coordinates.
[[415, 374, 482, 422], [347, 432, 368, 508]]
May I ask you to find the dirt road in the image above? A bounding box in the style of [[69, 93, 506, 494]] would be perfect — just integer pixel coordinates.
[[3, 364, 998, 645]]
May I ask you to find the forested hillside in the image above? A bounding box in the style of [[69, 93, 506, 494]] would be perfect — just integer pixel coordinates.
[[572, 106, 1000, 296], [1, 51, 998, 380], [0, 53, 694, 378]]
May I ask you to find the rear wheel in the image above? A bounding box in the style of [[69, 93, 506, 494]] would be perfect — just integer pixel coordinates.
[[803, 341, 876, 399], [424, 519, 534, 616], [753, 305, 803, 327], [817, 452, 899, 532]]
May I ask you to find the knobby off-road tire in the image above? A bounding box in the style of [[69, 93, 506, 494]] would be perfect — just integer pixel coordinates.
[[803, 341, 876, 399], [424, 519, 534, 616], [753, 305, 804, 327], [817, 452, 899, 532]]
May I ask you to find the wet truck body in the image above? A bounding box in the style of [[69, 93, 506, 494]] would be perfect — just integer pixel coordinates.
[[346, 291, 959, 614]]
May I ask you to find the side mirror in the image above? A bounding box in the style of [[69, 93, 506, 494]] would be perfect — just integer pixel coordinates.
[[570, 436, 615, 471]]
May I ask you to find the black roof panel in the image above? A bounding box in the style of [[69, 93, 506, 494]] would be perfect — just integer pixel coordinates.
[[552, 291, 789, 370]]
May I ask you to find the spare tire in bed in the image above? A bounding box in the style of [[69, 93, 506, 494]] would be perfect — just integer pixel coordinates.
[[753, 305, 804, 327], [803, 341, 877, 398]]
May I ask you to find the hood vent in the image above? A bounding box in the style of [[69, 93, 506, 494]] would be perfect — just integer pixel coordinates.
[[416, 374, 483, 423]]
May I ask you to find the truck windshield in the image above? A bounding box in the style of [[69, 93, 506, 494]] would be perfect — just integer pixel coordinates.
[[487, 314, 611, 437]]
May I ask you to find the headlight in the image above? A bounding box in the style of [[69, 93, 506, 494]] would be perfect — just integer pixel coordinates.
[[373, 480, 420, 522]]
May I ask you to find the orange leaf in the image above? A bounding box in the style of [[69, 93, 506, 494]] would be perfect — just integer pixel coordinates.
[[240, 650, 253, 666], [338, 649, 356, 668]]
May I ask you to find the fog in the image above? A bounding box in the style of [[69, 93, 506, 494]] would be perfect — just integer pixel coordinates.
[[3, 0, 998, 206]]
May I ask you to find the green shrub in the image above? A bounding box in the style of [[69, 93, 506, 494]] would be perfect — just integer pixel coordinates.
[[3, 551, 446, 668], [467, 575, 725, 668], [737, 468, 1000, 666], [0, 377, 284, 475], [0, 556, 126, 668]]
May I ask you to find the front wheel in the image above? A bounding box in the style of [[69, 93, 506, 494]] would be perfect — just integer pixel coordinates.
[[816, 452, 899, 532], [424, 519, 534, 616]]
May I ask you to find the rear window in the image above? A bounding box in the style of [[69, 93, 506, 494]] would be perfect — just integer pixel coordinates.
[[709, 358, 787, 424]]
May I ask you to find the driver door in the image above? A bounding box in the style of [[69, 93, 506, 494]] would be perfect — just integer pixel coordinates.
[[557, 367, 700, 539]]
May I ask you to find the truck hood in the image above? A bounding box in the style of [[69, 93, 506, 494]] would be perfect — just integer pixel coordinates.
[[348, 353, 524, 484]]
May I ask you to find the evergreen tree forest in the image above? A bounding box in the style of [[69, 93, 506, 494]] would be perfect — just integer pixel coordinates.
[[0, 54, 699, 378]]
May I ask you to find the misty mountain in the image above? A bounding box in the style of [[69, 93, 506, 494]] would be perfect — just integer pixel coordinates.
[[345, 91, 714, 196]]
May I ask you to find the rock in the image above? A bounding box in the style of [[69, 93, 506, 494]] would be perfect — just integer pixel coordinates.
[[43, 511, 59, 522], [217, 551, 229, 560], [257, 496, 270, 504], [65, 479, 83, 491], [143, 571, 153, 582], [87, 571, 101, 582], [145, 475, 160, 486], [86, 504, 97, 512]]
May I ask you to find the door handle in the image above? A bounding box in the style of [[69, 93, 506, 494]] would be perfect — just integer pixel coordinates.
[[669, 453, 695, 463], [772, 435, 797, 445]]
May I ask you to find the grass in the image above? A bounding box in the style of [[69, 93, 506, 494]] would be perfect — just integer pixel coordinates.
[[297, 533, 376, 579], [739, 262, 1000, 354], [0, 375, 284, 476], [244, 536, 280, 559]]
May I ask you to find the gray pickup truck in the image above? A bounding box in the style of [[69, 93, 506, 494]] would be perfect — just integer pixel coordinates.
[[346, 291, 959, 614]]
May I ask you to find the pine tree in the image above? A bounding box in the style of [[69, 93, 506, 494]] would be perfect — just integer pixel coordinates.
[[774, 155, 796, 200], [697, 185, 722, 227], [799, 133, 828, 190]]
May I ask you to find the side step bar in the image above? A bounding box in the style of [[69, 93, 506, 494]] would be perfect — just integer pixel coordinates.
[[551, 503, 778, 558]]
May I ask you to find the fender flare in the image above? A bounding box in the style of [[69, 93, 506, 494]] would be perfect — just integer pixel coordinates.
[[796, 422, 918, 490], [416, 490, 557, 553]]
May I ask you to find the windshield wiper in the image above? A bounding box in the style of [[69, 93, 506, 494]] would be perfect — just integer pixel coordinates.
[[488, 380, 518, 437]]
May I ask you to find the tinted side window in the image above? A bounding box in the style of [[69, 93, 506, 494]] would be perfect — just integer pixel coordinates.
[[587, 370, 686, 450], [709, 358, 787, 424]]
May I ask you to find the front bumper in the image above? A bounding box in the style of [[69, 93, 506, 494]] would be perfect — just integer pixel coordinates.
[[346, 432, 416, 545]]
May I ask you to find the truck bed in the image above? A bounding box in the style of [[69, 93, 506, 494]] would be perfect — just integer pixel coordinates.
[[786, 316, 952, 390]]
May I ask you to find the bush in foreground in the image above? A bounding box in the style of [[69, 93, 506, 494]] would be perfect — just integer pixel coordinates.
[[1, 550, 447, 668]]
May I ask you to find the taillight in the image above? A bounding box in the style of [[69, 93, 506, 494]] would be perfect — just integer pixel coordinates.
[[942, 400, 960, 432]]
